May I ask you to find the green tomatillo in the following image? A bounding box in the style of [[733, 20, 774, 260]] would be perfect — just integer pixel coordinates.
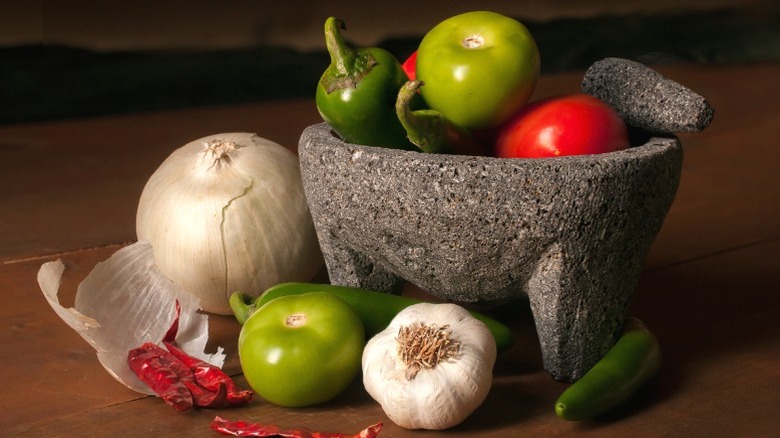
[[316, 17, 416, 150], [237, 291, 365, 407], [416, 11, 541, 130]]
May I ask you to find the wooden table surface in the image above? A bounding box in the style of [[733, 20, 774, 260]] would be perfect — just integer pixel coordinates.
[[1, 61, 778, 437]]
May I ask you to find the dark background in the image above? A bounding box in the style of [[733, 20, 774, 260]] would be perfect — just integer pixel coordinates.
[[2, 0, 778, 124]]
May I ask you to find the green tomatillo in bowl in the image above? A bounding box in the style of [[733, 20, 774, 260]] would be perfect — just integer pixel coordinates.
[[415, 10, 540, 130]]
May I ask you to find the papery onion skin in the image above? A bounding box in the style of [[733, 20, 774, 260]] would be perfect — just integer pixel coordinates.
[[137, 133, 322, 314], [37, 241, 222, 394]]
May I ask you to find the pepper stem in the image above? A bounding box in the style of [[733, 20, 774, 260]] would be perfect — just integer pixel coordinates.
[[324, 17, 355, 76], [395, 80, 444, 153], [396, 80, 484, 155], [229, 291, 259, 325], [397, 322, 461, 380]]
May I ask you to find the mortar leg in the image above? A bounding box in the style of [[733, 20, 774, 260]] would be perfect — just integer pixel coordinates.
[[525, 243, 627, 382], [317, 229, 405, 294]]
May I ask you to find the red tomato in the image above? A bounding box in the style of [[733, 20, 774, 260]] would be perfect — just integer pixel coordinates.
[[401, 51, 417, 80], [495, 93, 630, 158]]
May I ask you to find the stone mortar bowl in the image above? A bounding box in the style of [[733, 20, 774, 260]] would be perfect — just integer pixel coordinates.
[[298, 58, 713, 381]]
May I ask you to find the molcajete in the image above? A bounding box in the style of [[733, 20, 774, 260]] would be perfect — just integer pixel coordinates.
[[298, 58, 711, 381]]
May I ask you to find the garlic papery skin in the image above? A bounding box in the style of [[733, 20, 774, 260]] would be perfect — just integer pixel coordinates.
[[361, 302, 497, 430], [136, 133, 322, 314]]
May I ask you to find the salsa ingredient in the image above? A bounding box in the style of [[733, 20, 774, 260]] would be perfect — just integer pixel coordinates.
[[210, 416, 383, 437], [496, 93, 630, 158], [37, 241, 223, 394], [362, 303, 496, 430], [554, 317, 661, 421], [128, 301, 252, 411], [230, 282, 515, 354], [128, 342, 195, 411], [395, 80, 485, 155], [316, 17, 415, 150], [415, 11, 540, 130], [238, 292, 365, 407], [163, 341, 253, 407], [136, 133, 321, 315], [401, 51, 417, 80]]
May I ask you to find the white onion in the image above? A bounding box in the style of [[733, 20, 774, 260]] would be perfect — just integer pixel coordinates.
[[136, 133, 322, 314]]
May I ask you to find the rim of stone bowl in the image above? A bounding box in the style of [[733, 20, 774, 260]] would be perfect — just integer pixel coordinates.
[[300, 122, 680, 165]]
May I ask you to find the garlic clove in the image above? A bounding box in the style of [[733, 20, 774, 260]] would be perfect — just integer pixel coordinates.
[[38, 240, 224, 394]]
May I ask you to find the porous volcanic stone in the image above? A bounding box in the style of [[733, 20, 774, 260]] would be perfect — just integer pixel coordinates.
[[582, 57, 714, 133], [298, 58, 705, 381]]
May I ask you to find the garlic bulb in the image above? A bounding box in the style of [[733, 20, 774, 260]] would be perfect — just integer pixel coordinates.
[[362, 302, 497, 430], [136, 133, 322, 315]]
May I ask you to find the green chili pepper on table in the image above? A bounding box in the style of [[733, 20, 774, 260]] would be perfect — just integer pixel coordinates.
[[395, 79, 484, 154], [554, 317, 662, 421], [229, 282, 516, 354], [315, 17, 416, 150]]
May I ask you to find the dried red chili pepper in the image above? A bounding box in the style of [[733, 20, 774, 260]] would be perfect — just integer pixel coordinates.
[[164, 340, 253, 406], [209, 417, 383, 438], [128, 342, 194, 411], [161, 300, 182, 344], [128, 300, 252, 410]]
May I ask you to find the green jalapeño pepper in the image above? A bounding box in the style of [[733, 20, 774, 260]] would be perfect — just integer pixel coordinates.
[[230, 282, 516, 355], [554, 317, 661, 421], [316, 17, 415, 150]]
